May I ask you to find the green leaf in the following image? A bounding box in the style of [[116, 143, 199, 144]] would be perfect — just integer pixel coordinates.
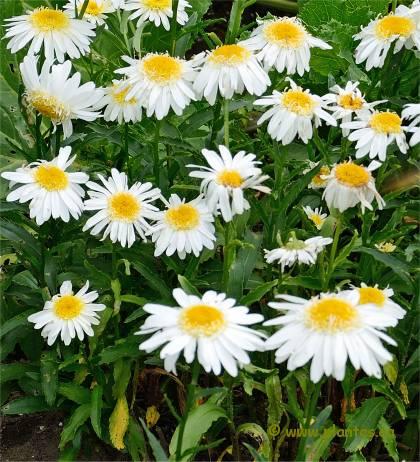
[[112, 359, 132, 398], [140, 418, 168, 462], [58, 383, 91, 405], [178, 275, 201, 296], [304, 424, 337, 461], [90, 384, 103, 438], [131, 261, 171, 299], [378, 417, 398, 462], [12, 270, 39, 290], [40, 350, 58, 406], [243, 442, 268, 462], [120, 294, 147, 306], [98, 338, 140, 364], [0, 362, 37, 384], [240, 280, 277, 306], [59, 404, 91, 449], [1, 396, 49, 414], [346, 451, 367, 461], [0, 309, 35, 339], [265, 374, 283, 434], [127, 417, 146, 461], [237, 423, 271, 460]]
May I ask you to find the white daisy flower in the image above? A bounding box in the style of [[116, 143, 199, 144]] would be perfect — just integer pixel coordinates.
[[303, 162, 331, 190], [402, 103, 420, 146], [264, 235, 332, 272], [254, 78, 337, 145], [303, 206, 327, 230], [137, 288, 266, 376], [354, 3, 420, 71], [123, 0, 190, 31], [342, 110, 409, 162], [243, 16, 331, 76], [28, 280, 105, 346], [323, 160, 385, 213], [264, 291, 398, 382], [115, 53, 197, 120], [193, 43, 271, 105], [149, 194, 216, 260], [83, 168, 160, 248], [375, 241, 397, 253], [4, 6, 96, 63], [20, 56, 104, 140], [1, 146, 88, 226], [101, 79, 142, 124], [64, 0, 116, 27], [112, 0, 126, 8], [188, 145, 271, 222]]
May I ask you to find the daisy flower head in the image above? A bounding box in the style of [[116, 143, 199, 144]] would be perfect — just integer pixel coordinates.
[[303, 162, 331, 190], [353, 3, 420, 71], [83, 169, 161, 248], [323, 160, 385, 214], [243, 16, 331, 76], [303, 206, 327, 230], [115, 53, 197, 120], [1, 146, 88, 226], [123, 0, 191, 31], [264, 291, 398, 382], [264, 234, 332, 272], [342, 110, 409, 162], [20, 56, 104, 140], [137, 288, 266, 376], [375, 241, 397, 253], [402, 103, 420, 146], [101, 79, 142, 124], [149, 194, 216, 260], [4, 6, 96, 62], [28, 280, 105, 346], [64, 0, 116, 27], [188, 145, 271, 222], [193, 42, 271, 105], [254, 78, 337, 145]]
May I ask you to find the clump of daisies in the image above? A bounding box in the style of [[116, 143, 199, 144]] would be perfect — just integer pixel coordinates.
[[28, 280, 105, 346], [1, 147, 88, 226], [402, 103, 420, 146], [137, 287, 266, 376], [254, 78, 336, 145], [243, 16, 331, 76], [64, 0, 116, 27], [188, 145, 271, 222]]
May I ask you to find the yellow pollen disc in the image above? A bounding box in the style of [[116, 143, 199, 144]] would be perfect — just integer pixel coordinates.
[[30, 8, 70, 32], [338, 93, 364, 110], [264, 20, 305, 48], [108, 192, 141, 222], [179, 304, 226, 337], [166, 204, 200, 231], [209, 44, 251, 65], [143, 55, 182, 83], [369, 112, 402, 134], [282, 89, 315, 116], [28, 91, 68, 122], [335, 163, 370, 187], [143, 0, 171, 9], [307, 298, 358, 332], [375, 15, 415, 39], [311, 166, 330, 187], [54, 295, 84, 320], [310, 214, 324, 227], [358, 287, 386, 306], [217, 169, 243, 188], [84, 0, 104, 15], [34, 165, 69, 191], [112, 85, 136, 105], [376, 242, 396, 253]]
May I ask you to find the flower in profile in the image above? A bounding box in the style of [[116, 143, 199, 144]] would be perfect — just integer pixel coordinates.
[[193, 43, 270, 105], [4, 6, 96, 62], [64, 0, 116, 27], [137, 288, 266, 376], [149, 194, 216, 259], [1, 147, 88, 226], [83, 169, 160, 248], [28, 280, 105, 346], [20, 56, 104, 139], [303, 206, 327, 230], [323, 160, 385, 213], [115, 53, 197, 120], [264, 234, 332, 272], [123, 0, 190, 30], [243, 16, 331, 76], [101, 80, 142, 124], [264, 291, 399, 382], [354, 3, 420, 71], [188, 145, 271, 222], [375, 241, 397, 253], [402, 103, 420, 146], [342, 110, 409, 162], [254, 78, 336, 145]]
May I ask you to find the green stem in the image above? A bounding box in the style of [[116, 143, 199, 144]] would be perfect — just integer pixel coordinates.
[[224, 99, 230, 148], [35, 114, 42, 158], [226, 0, 249, 44], [222, 221, 236, 292], [122, 123, 129, 170], [391, 0, 397, 12], [153, 120, 161, 186], [226, 377, 240, 461], [325, 218, 342, 290], [170, 0, 180, 56], [77, 0, 90, 19]]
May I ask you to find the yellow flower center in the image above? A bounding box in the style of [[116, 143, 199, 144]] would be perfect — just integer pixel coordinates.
[[30, 8, 70, 32], [311, 166, 330, 188], [338, 93, 364, 110], [112, 85, 137, 105], [85, 0, 104, 15], [216, 169, 243, 188], [358, 287, 386, 306], [108, 192, 141, 222], [282, 89, 315, 116], [307, 298, 358, 332], [376, 242, 396, 253], [264, 20, 305, 48], [375, 15, 415, 39], [310, 214, 324, 227], [179, 304, 226, 337], [166, 204, 200, 231], [34, 165, 69, 191], [143, 55, 182, 84], [143, 0, 171, 9], [335, 163, 370, 187], [369, 112, 402, 134], [54, 295, 84, 320], [28, 90, 69, 122], [209, 44, 251, 65]]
